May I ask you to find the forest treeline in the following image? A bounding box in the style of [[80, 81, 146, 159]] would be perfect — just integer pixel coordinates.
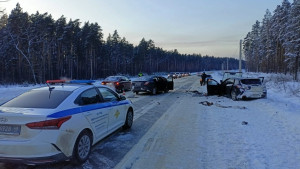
[[0, 4, 241, 84], [243, 0, 300, 80]]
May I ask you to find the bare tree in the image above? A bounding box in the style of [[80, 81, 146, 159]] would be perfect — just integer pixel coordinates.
[[9, 30, 38, 84]]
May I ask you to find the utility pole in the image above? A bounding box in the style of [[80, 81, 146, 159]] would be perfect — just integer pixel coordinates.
[[227, 58, 228, 71], [239, 40, 242, 72]]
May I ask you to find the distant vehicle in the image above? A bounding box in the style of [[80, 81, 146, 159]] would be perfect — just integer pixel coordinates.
[[175, 72, 182, 78], [168, 72, 177, 79], [132, 76, 174, 95], [101, 76, 132, 93], [0, 80, 134, 165], [207, 77, 267, 100]]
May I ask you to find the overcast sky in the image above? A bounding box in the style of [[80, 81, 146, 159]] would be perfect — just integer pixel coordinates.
[[4, 0, 282, 58]]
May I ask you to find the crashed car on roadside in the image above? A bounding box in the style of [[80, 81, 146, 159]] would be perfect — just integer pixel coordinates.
[[207, 77, 267, 100]]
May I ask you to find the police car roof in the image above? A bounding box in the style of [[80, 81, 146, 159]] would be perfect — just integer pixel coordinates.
[[33, 85, 87, 92], [33, 83, 106, 92]]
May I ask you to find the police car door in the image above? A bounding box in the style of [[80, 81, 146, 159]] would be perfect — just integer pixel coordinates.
[[76, 88, 109, 141], [98, 87, 127, 133]]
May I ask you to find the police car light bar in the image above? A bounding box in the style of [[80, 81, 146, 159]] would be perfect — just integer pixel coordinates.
[[46, 80, 66, 84]]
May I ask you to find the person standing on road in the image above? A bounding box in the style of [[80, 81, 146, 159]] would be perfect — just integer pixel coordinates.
[[201, 72, 207, 86]]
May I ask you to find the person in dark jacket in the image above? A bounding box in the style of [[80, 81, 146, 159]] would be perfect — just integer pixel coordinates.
[[201, 72, 207, 86]]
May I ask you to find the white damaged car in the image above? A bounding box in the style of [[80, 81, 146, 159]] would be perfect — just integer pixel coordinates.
[[0, 80, 134, 165], [207, 77, 267, 100]]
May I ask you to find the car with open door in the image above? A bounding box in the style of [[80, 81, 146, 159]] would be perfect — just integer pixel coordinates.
[[132, 76, 174, 95], [207, 77, 267, 100], [0, 80, 134, 165]]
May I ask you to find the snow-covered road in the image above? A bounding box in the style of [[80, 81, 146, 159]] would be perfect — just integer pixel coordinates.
[[116, 73, 300, 169]]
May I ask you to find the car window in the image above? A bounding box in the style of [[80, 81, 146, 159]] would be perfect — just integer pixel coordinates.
[[207, 80, 218, 85], [98, 87, 119, 102], [157, 77, 163, 82], [105, 76, 120, 81], [135, 76, 152, 81], [75, 88, 100, 106], [1, 90, 72, 109], [223, 78, 234, 84]]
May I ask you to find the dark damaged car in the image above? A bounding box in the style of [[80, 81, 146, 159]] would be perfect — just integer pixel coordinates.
[[132, 76, 174, 95], [207, 77, 267, 100], [101, 76, 132, 93]]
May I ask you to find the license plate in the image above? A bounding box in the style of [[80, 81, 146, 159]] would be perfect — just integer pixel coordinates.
[[0, 124, 21, 135]]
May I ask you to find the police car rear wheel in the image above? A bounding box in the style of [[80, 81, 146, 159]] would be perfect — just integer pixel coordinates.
[[72, 130, 92, 164]]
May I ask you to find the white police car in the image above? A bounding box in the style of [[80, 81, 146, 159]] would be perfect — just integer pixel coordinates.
[[0, 80, 134, 165]]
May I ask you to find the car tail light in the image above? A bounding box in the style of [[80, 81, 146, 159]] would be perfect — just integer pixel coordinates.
[[144, 82, 149, 85], [26, 116, 72, 129], [101, 82, 106, 85], [115, 82, 120, 86]]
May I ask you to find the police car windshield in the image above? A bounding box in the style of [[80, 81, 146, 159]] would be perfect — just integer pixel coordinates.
[[1, 90, 72, 109]]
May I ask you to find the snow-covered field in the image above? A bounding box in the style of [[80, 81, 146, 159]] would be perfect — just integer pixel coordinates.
[[0, 71, 299, 169]]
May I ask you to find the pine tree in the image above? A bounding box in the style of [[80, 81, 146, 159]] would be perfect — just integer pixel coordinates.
[[284, 0, 300, 80], [259, 9, 272, 72]]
